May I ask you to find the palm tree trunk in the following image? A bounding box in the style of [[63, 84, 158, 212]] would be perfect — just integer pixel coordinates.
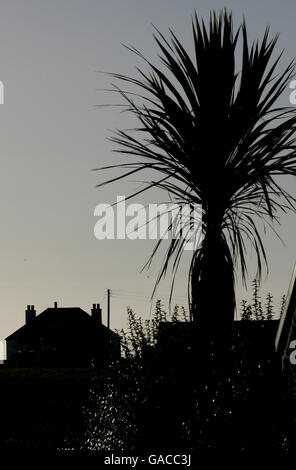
[[190, 222, 235, 336]]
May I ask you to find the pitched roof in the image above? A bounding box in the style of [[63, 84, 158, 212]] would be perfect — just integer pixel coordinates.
[[5, 307, 118, 341]]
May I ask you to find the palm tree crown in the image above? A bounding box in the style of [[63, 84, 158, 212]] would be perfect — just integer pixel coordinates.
[[97, 10, 296, 331]]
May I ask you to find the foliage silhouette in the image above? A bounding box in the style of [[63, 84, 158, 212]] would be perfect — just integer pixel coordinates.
[[97, 9, 296, 331], [119, 300, 188, 359], [240, 278, 286, 320], [79, 300, 288, 456], [80, 301, 188, 452]]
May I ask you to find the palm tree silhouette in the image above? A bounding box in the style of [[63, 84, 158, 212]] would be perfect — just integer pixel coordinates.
[[97, 10, 296, 334]]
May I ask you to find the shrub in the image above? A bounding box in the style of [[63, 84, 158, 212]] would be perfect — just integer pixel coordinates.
[[241, 279, 286, 320], [79, 301, 188, 452]]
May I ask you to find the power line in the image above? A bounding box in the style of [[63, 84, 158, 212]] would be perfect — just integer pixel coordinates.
[[111, 288, 188, 299]]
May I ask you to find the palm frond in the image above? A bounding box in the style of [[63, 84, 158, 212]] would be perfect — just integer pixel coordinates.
[[96, 9, 296, 323]]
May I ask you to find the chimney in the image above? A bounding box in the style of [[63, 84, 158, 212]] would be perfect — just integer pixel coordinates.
[[91, 303, 102, 325], [25, 305, 36, 324], [54, 301, 58, 308]]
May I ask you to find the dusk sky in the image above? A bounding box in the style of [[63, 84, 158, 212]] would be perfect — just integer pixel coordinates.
[[1, 0, 296, 359]]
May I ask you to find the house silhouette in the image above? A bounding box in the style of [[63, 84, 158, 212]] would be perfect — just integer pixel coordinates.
[[5, 302, 120, 367]]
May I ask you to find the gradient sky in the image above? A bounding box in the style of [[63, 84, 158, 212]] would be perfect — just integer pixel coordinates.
[[1, 0, 296, 359]]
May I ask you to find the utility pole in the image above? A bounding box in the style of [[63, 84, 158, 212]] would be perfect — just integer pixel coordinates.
[[107, 288, 110, 328]]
